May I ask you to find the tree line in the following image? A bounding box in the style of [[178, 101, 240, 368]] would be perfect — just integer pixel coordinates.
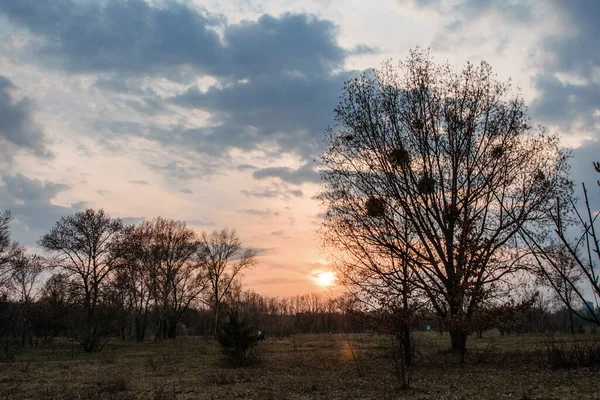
[[0, 210, 262, 353]]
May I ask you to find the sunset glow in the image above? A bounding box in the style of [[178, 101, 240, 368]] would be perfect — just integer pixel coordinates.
[[314, 271, 336, 287]]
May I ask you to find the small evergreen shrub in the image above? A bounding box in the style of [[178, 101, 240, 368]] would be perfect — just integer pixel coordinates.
[[217, 309, 260, 367]]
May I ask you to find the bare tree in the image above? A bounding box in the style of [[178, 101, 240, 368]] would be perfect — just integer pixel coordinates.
[[112, 225, 153, 341], [0, 211, 19, 292], [534, 246, 582, 334], [39, 208, 123, 352], [10, 247, 43, 345], [196, 229, 257, 335], [139, 217, 204, 339], [320, 48, 570, 357], [528, 164, 600, 326]]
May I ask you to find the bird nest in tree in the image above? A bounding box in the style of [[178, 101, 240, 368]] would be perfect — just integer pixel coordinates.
[[533, 170, 548, 187], [341, 134, 355, 142], [491, 144, 504, 159], [417, 175, 435, 194], [389, 147, 410, 167], [365, 197, 386, 218], [412, 118, 424, 131]]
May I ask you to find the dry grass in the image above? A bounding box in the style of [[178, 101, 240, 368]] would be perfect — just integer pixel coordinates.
[[0, 332, 599, 399]]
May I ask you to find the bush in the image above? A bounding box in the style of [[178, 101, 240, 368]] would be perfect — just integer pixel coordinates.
[[545, 336, 600, 369], [217, 309, 260, 367]]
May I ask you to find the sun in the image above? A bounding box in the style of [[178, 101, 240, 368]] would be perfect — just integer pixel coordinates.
[[314, 271, 336, 287]]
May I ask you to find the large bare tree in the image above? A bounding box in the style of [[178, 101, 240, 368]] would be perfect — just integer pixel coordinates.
[[39, 208, 123, 352], [138, 217, 204, 339], [196, 229, 257, 335], [320, 48, 570, 355]]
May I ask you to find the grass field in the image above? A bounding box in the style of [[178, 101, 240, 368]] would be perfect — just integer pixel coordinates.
[[0, 332, 599, 399]]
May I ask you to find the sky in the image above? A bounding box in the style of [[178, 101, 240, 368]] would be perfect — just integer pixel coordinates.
[[0, 0, 599, 297]]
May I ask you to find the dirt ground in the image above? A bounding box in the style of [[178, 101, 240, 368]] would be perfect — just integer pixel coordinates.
[[0, 332, 599, 399]]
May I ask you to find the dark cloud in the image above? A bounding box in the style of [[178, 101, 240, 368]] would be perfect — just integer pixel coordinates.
[[236, 164, 257, 171], [566, 140, 600, 213], [170, 72, 351, 159], [530, 75, 600, 129], [253, 163, 320, 185], [0, 1, 351, 80], [530, 1, 600, 134], [3, 173, 69, 202], [97, 190, 110, 196], [0, 0, 222, 76], [0, 173, 81, 246], [179, 188, 193, 195], [540, 1, 600, 80], [0, 1, 365, 162], [569, 141, 600, 187], [0, 75, 51, 160], [145, 159, 222, 181]]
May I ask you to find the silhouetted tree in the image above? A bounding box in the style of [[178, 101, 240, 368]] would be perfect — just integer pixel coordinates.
[[197, 229, 257, 336], [529, 163, 600, 326], [320, 48, 570, 358], [0, 211, 18, 292], [138, 218, 204, 339], [39, 208, 123, 352], [10, 248, 43, 345]]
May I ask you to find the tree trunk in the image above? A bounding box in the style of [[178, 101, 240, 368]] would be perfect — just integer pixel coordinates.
[[401, 325, 412, 366], [213, 303, 219, 338], [167, 314, 177, 339], [135, 316, 146, 342], [569, 310, 575, 335], [449, 329, 467, 363]]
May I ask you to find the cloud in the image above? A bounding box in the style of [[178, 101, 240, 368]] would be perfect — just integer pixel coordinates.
[[0, 1, 351, 80], [122, 216, 146, 226], [170, 72, 351, 159], [530, 1, 600, 135], [530, 75, 600, 130], [235, 164, 257, 171], [253, 163, 320, 185], [145, 159, 222, 181], [129, 180, 150, 185], [539, 1, 600, 80], [238, 209, 279, 217], [0, 76, 51, 161], [97, 190, 110, 196], [0, 1, 365, 162], [397, 1, 600, 140], [0, 173, 81, 246], [241, 184, 303, 200], [186, 218, 216, 227], [180, 188, 194, 195], [566, 140, 600, 213], [399, 0, 533, 21], [3, 173, 69, 202]]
